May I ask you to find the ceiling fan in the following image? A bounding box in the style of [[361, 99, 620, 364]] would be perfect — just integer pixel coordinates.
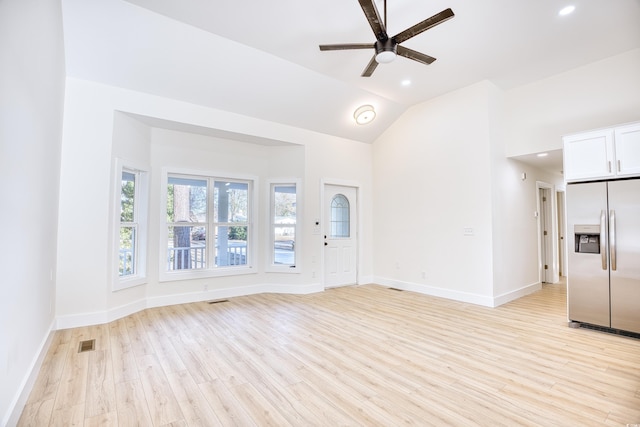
[[319, 0, 454, 77]]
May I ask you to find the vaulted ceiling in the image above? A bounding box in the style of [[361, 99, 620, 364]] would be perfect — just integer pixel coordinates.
[[62, 0, 640, 144]]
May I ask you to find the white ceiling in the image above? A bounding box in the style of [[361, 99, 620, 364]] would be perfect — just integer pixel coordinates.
[[510, 149, 565, 178], [62, 0, 640, 149]]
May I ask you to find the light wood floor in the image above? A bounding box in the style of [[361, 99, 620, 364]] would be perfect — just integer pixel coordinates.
[[18, 282, 640, 426]]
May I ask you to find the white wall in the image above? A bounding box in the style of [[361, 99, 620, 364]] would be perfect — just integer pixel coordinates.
[[0, 0, 65, 424], [372, 82, 496, 305], [371, 50, 639, 307], [56, 77, 374, 327], [505, 48, 640, 157], [490, 157, 564, 301], [372, 78, 570, 307], [488, 82, 565, 301]]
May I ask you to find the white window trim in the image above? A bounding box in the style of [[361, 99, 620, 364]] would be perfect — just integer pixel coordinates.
[[112, 158, 149, 291], [159, 167, 258, 282], [266, 178, 301, 273]]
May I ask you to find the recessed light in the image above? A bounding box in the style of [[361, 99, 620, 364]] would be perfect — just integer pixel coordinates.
[[559, 5, 575, 16], [401, 79, 411, 87], [537, 153, 549, 157]]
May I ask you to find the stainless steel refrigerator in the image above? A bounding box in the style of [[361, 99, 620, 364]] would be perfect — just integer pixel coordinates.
[[566, 178, 640, 333]]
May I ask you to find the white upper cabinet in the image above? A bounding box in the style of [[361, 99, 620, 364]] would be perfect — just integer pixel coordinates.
[[563, 122, 640, 182], [614, 123, 640, 177], [563, 128, 615, 181]]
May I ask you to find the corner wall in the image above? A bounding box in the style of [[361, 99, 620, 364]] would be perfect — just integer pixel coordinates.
[[372, 82, 496, 305], [0, 0, 66, 424]]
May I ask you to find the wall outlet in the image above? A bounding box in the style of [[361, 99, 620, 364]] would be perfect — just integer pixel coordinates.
[[312, 271, 316, 278], [421, 271, 426, 279], [204, 284, 209, 291]]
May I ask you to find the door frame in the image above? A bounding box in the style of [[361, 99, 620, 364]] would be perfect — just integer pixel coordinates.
[[536, 181, 559, 284], [556, 188, 567, 277], [320, 179, 361, 288]]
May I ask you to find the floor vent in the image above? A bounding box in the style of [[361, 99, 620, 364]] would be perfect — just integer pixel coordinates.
[[579, 323, 640, 340], [208, 299, 229, 305], [389, 287, 404, 292], [78, 339, 96, 353]]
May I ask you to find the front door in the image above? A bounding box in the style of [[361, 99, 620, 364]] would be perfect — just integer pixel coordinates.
[[324, 185, 357, 287]]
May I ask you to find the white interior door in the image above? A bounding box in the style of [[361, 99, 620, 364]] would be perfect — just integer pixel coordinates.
[[556, 190, 566, 277], [539, 188, 551, 283], [538, 185, 556, 284], [324, 185, 357, 287]]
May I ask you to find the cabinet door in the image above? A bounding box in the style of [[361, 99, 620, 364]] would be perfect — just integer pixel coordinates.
[[563, 129, 615, 181], [614, 123, 640, 177]]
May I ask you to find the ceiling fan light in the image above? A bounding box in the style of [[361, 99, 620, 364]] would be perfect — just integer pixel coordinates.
[[374, 39, 398, 64], [376, 50, 397, 64], [354, 105, 376, 125]]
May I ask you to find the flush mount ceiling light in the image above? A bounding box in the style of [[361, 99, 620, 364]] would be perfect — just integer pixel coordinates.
[[559, 5, 575, 16], [354, 105, 376, 125], [537, 152, 549, 157]]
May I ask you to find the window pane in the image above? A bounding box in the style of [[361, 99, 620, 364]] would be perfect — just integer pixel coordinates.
[[166, 225, 207, 270], [330, 194, 350, 238], [274, 185, 296, 224], [121, 172, 135, 222], [216, 225, 247, 266], [167, 177, 207, 223], [274, 226, 295, 265], [119, 226, 136, 276], [215, 181, 248, 223]]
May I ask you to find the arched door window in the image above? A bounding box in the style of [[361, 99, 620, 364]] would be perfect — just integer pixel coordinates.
[[330, 194, 350, 238]]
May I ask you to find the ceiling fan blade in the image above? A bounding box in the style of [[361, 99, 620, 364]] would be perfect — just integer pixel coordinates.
[[319, 43, 374, 51], [361, 55, 379, 77], [397, 45, 436, 65], [393, 8, 454, 44], [358, 0, 388, 41]]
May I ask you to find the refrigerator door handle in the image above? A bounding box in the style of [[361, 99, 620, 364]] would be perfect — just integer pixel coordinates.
[[610, 209, 616, 271], [600, 210, 607, 270]]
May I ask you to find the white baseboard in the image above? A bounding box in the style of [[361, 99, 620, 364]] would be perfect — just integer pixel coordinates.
[[358, 275, 374, 285], [373, 276, 542, 307], [55, 298, 147, 330], [493, 281, 541, 307], [4, 319, 56, 427], [147, 282, 323, 308], [55, 282, 324, 330]]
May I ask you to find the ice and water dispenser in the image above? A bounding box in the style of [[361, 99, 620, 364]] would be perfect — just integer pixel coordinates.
[[574, 224, 600, 254]]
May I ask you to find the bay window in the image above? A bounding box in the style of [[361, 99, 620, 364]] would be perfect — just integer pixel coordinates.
[[162, 170, 254, 280], [268, 181, 299, 271], [113, 159, 149, 290]]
